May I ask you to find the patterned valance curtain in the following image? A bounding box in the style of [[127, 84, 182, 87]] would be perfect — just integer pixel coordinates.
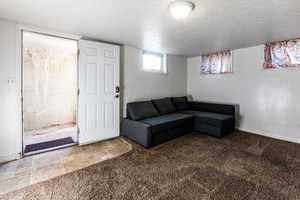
[[201, 50, 232, 74], [264, 38, 300, 69]]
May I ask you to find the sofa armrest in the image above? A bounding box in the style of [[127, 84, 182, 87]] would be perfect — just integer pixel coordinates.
[[189, 101, 236, 116], [121, 118, 152, 148]]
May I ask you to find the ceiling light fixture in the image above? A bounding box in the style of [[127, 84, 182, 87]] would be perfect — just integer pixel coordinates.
[[169, 1, 195, 20]]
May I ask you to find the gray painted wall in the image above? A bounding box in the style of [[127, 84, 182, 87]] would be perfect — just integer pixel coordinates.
[[122, 45, 187, 117], [187, 45, 300, 143]]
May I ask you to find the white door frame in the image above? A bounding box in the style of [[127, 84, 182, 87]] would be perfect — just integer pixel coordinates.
[[16, 25, 82, 157]]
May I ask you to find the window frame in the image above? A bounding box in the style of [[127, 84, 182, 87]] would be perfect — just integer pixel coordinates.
[[142, 51, 167, 74]]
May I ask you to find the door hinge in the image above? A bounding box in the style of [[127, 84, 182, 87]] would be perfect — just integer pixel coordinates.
[[77, 49, 80, 56], [77, 89, 80, 95]]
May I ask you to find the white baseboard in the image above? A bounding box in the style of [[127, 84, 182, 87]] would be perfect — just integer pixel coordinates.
[[238, 127, 300, 144], [0, 153, 21, 164]]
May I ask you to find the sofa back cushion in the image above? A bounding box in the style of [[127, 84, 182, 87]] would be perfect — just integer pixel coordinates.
[[127, 101, 159, 121], [172, 96, 190, 111], [190, 102, 235, 116], [152, 98, 177, 115]]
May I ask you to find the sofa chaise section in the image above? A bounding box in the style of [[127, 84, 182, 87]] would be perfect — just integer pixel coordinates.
[[181, 101, 235, 137], [181, 110, 235, 137]]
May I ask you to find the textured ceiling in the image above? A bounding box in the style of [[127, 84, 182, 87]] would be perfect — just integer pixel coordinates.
[[0, 0, 300, 57]]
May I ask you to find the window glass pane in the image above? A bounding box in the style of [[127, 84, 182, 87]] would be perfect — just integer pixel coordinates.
[[143, 53, 162, 71]]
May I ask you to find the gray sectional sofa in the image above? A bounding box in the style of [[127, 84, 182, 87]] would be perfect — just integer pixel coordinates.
[[121, 97, 235, 148]]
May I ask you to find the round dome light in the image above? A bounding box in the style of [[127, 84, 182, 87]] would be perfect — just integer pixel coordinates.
[[169, 1, 195, 20]]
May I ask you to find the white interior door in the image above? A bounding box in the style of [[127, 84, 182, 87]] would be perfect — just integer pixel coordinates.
[[78, 40, 120, 145]]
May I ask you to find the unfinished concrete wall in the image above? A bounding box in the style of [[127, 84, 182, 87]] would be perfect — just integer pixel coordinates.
[[23, 32, 77, 131]]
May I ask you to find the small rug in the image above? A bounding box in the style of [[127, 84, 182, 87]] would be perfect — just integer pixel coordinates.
[[24, 137, 74, 154]]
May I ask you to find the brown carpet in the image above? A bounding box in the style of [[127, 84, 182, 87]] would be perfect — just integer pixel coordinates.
[[2, 131, 300, 200]]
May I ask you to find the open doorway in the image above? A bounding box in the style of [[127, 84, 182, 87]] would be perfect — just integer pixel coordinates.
[[22, 31, 78, 155]]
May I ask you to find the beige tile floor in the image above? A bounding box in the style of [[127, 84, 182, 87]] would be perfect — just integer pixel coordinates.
[[0, 137, 132, 195]]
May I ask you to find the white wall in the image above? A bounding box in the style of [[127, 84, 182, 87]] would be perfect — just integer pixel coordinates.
[[122, 45, 187, 117], [0, 20, 22, 162], [187, 45, 300, 143]]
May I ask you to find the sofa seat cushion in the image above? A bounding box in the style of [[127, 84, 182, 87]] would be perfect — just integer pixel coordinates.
[[181, 110, 234, 127], [140, 113, 193, 133]]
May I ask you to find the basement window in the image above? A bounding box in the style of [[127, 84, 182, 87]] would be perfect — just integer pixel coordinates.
[[264, 38, 300, 69], [201, 50, 233, 74], [142, 51, 167, 73]]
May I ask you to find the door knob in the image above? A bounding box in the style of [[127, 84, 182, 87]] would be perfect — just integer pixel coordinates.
[[115, 94, 119, 98]]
